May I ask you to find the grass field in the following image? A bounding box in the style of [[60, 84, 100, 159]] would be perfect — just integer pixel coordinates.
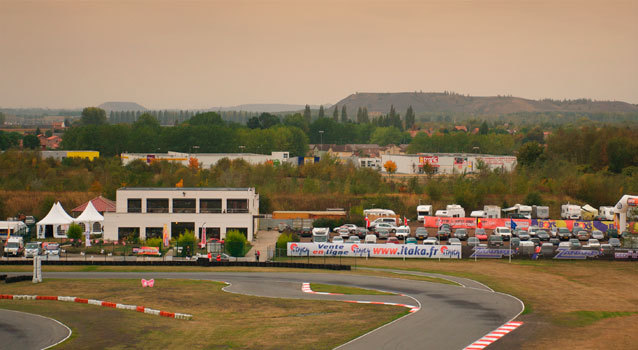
[[309, 283, 394, 295], [3, 259, 638, 349], [0, 278, 406, 350]]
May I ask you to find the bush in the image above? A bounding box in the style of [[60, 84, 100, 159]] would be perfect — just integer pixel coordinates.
[[145, 238, 163, 247], [66, 223, 83, 246], [225, 230, 248, 257], [176, 230, 197, 257], [276, 232, 300, 256]]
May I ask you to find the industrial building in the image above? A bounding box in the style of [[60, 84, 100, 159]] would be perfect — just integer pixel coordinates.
[[41, 150, 100, 161], [120, 151, 290, 168], [380, 153, 517, 174], [103, 187, 260, 242]]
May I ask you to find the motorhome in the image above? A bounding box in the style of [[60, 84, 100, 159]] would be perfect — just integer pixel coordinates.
[[561, 204, 581, 220], [502, 204, 532, 219], [470, 210, 487, 218], [416, 205, 433, 222], [0, 221, 28, 241], [532, 205, 549, 219], [483, 205, 501, 219], [436, 204, 465, 218], [598, 206, 614, 221], [311, 227, 330, 243]]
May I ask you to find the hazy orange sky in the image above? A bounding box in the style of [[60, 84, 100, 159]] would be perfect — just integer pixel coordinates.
[[1, 0, 636, 109]]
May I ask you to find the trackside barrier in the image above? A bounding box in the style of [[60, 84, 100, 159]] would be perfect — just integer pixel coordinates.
[[0, 260, 351, 271], [4, 275, 32, 283], [0, 293, 193, 320]]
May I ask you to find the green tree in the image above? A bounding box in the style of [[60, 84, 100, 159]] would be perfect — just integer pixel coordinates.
[[186, 112, 223, 125], [405, 106, 415, 129], [332, 104, 339, 122], [361, 107, 369, 123], [341, 105, 348, 123], [283, 113, 309, 133], [318, 105, 325, 118], [67, 223, 83, 246], [517, 142, 544, 167], [524, 191, 543, 206], [479, 121, 489, 135], [80, 107, 107, 125], [303, 104, 312, 123], [370, 127, 405, 146], [225, 230, 248, 257], [0, 112, 5, 125], [22, 134, 40, 149]]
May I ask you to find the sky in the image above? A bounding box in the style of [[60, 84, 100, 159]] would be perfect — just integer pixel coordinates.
[[1, 0, 636, 109]]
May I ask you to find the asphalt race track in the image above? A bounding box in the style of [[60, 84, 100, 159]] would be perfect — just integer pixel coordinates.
[[0, 270, 523, 350], [0, 309, 71, 350]]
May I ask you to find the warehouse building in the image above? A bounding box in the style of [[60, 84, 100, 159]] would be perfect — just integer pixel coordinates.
[[103, 187, 260, 242], [380, 153, 517, 174], [120, 151, 290, 168]]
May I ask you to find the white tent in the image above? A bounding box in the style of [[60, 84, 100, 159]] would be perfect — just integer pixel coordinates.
[[36, 202, 75, 239], [74, 201, 104, 234]]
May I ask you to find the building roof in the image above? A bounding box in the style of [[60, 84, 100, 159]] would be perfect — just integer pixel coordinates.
[[37, 202, 74, 226], [72, 196, 116, 213], [118, 187, 254, 192], [74, 201, 104, 222]]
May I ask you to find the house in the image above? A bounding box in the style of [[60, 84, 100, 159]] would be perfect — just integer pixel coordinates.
[[454, 125, 468, 132], [71, 196, 117, 217], [103, 187, 260, 242]]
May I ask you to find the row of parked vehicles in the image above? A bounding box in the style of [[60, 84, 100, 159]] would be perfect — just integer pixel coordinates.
[[2, 236, 60, 258], [416, 203, 623, 221]]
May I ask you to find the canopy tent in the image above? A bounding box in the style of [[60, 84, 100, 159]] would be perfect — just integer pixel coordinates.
[[36, 202, 74, 239], [74, 201, 104, 234]]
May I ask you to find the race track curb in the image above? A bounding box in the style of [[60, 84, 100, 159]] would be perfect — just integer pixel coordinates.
[[464, 321, 523, 349], [0, 294, 193, 320]]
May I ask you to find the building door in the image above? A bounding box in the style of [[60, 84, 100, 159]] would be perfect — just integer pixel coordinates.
[[45, 225, 53, 238], [199, 227, 221, 240], [171, 222, 195, 238]]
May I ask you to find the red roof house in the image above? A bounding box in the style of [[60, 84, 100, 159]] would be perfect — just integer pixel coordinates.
[[72, 196, 116, 215]]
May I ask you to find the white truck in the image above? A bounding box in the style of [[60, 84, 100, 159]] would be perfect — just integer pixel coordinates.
[[416, 205, 433, 222], [3, 236, 24, 257], [502, 204, 532, 219], [311, 228, 330, 243], [561, 204, 582, 220], [435, 204, 465, 218]]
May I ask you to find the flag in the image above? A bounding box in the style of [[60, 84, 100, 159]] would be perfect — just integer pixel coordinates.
[[141, 279, 155, 288], [404, 216, 408, 226], [365, 217, 370, 228], [200, 225, 206, 249], [511, 220, 517, 230], [163, 224, 169, 247], [477, 218, 482, 228]]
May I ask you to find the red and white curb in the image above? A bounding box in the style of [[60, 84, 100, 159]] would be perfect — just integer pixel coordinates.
[[301, 283, 420, 313], [0, 294, 193, 320], [464, 321, 523, 349]]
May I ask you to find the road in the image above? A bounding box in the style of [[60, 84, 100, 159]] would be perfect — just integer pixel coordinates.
[[0, 309, 71, 350], [20, 270, 524, 350]]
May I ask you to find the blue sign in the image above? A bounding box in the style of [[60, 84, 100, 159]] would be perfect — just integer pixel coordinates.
[[553, 249, 600, 259], [470, 248, 516, 259], [615, 250, 638, 260]]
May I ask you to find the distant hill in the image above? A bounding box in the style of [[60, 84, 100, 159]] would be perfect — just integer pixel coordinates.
[[329, 92, 638, 116], [98, 101, 147, 112], [209, 104, 326, 113]]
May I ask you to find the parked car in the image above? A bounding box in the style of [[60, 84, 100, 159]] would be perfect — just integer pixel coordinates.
[[347, 236, 361, 243], [518, 241, 535, 255], [24, 241, 42, 258], [337, 227, 351, 238], [24, 216, 36, 225], [405, 237, 418, 245], [439, 224, 451, 232], [374, 223, 397, 233], [332, 236, 344, 243], [387, 237, 400, 244], [609, 237, 621, 248], [577, 230, 591, 241], [364, 234, 377, 244], [494, 227, 512, 241], [527, 226, 541, 237], [536, 230, 550, 241], [415, 227, 429, 240], [600, 244, 614, 254], [375, 228, 390, 239], [395, 226, 411, 240], [513, 228, 526, 237], [541, 243, 555, 256], [558, 242, 571, 250], [549, 237, 560, 246], [474, 228, 488, 241], [467, 237, 480, 247], [510, 237, 521, 249], [607, 228, 619, 239], [436, 230, 450, 241], [569, 238, 581, 249], [300, 226, 313, 237], [621, 231, 632, 239], [585, 239, 601, 249], [488, 235, 504, 247], [423, 237, 439, 245], [454, 228, 468, 241], [44, 242, 60, 256], [557, 227, 572, 241], [277, 223, 289, 233], [339, 224, 358, 233], [591, 230, 604, 240], [518, 232, 530, 241], [354, 227, 369, 239], [448, 238, 462, 246], [530, 237, 541, 246]]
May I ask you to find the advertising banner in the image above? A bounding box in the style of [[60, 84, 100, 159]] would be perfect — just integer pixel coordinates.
[[133, 246, 161, 256], [287, 242, 461, 259], [423, 216, 477, 229], [469, 247, 516, 259], [422, 216, 630, 233]]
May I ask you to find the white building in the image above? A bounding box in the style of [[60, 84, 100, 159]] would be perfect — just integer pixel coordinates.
[[120, 151, 290, 168], [380, 153, 517, 174], [103, 187, 260, 242]]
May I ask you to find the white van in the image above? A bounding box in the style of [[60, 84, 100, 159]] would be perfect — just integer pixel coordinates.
[[364, 234, 377, 244], [502, 204, 532, 219], [494, 227, 512, 241], [561, 204, 581, 220], [311, 228, 330, 243], [3, 236, 24, 257], [395, 226, 411, 240], [416, 205, 433, 222]]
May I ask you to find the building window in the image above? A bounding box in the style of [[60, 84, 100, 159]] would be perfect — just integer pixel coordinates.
[[200, 199, 222, 213], [78, 223, 86, 232], [92, 222, 102, 233], [147, 199, 169, 213], [227, 227, 248, 238], [57, 226, 66, 236], [173, 199, 196, 213], [227, 199, 248, 213], [118, 227, 140, 242], [145, 227, 163, 239], [199, 227, 221, 240], [127, 199, 142, 213], [171, 222, 194, 237]]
